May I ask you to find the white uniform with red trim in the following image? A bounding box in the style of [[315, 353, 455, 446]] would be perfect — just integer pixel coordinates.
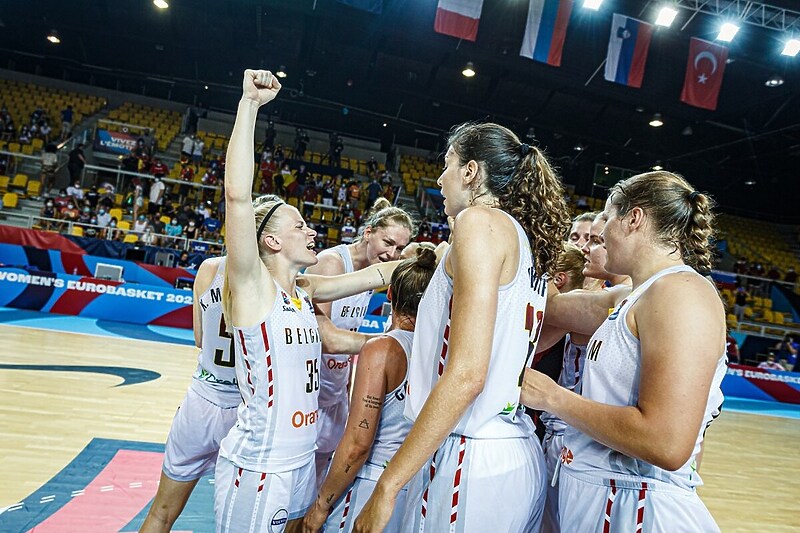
[[540, 334, 587, 533], [163, 257, 242, 482], [559, 265, 725, 532], [316, 245, 372, 480], [325, 329, 414, 533], [215, 282, 321, 531], [402, 209, 547, 533]]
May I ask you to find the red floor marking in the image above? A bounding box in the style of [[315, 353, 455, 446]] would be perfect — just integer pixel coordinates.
[[29, 450, 166, 532]]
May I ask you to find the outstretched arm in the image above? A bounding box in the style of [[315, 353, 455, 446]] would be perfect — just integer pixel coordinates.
[[315, 306, 372, 355], [298, 260, 401, 303]]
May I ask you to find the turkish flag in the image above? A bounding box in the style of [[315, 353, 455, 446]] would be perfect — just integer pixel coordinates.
[[681, 37, 728, 111]]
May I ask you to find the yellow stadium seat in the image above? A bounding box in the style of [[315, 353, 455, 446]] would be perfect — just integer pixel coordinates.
[[10, 173, 28, 192], [7, 142, 20, 153], [109, 208, 123, 222], [3, 192, 19, 209], [0, 176, 9, 192], [123, 233, 139, 244], [26, 180, 41, 198], [117, 220, 131, 231], [160, 215, 171, 225], [762, 309, 774, 323], [71, 226, 84, 237]]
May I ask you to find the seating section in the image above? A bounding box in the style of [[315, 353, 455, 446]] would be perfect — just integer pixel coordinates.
[[399, 155, 438, 196], [0, 79, 105, 151], [718, 214, 797, 274], [107, 103, 181, 151]]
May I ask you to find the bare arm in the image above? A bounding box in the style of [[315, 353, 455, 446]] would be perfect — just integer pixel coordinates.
[[303, 338, 392, 532], [316, 308, 372, 355], [354, 207, 506, 532], [544, 284, 630, 336], [191, 258, 221, 348], [522, 274, 725, 470], [224, 71, 281, 326], [298, 260, 401, 303], [304, 252, 345, 319]]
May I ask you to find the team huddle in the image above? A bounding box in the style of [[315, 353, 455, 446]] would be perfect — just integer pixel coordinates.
[[140, 70, 726, 533]]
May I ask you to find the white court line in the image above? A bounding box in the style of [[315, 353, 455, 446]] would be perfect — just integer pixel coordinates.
[[100, 485, 114, 492]]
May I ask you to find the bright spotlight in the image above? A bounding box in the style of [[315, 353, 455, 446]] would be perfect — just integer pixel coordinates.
[[655, 7, 678, 27], [153, 0, 169, 9], [782, 39, 800, 57], [717, 22, 740, 42], [583, 0, 603, 10]]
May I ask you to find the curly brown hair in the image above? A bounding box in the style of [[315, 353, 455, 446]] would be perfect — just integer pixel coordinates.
[[447, 122, 572, 277]]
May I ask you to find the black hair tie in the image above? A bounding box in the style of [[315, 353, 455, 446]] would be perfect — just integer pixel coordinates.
[[520, 143, 531, 157], [257, 202, 284, 241], [688, 191, 700, 202]]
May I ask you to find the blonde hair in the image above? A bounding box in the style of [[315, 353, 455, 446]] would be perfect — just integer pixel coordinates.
[[221, 194, 284, 330], [609, 171, 716, 272], [356, 198, 418, 242], [556, 242, 586, 292]]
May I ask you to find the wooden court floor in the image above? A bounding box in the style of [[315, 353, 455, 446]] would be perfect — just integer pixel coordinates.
[[0, 323, 798, 531]]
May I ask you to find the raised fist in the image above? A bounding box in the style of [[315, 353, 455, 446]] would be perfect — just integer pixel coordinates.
[[242, 69, 282, 106]]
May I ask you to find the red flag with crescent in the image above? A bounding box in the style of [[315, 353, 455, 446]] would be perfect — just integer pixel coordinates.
[[680, 37, 728, 111]]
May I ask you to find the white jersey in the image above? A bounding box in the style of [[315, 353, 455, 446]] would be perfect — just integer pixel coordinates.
[[405, 209, 547, 439], [541, 334, 587, 435], [318, 244, 373, 407], [192, 257, 240, 408], [362, 329, 413, 478], [219, 282, 321, 472], [563, 265, 726, 490]]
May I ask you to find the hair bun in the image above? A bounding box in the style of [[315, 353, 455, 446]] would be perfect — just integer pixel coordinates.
[[416, 246, 437, 270]]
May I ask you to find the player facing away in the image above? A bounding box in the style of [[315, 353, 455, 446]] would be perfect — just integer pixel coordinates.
[[522, 171, 725, 532], [215, 69, 404, 533], [305, 197, 414, 490], [354, 122, 572, 533]]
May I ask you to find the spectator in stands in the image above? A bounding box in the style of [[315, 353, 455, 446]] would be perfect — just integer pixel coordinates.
[[40, 143, 58, 196], [329, 132, 343, 167], [40, 199, 56, 230], [785, 267, 797, 285], [141, 226, 158, 246], [321, 177, 334, 207], [196, 201, 212, 221], [294, 128, 309, 160], [84, 217, 99, 239], [141, 129, 156, 156], [366, 177, 382, 206], [39, 121, 52, 143], [176, 251, 192, 268], [96, 207, 111, 228], [259, 155, 276, 194], [758, 354, 785, 370], [148, 175, 166, 215], [133, 214, 149, 234], [78, 206, 93, 225], [293, 164, 309, 199], [60, 202, 79, 223], [54, 189, 71, 211], [184, 219, 199, 241], [192, 136, 205, 166], [165, 217, 182, 238], [335, 178, 347, 207], [19, 125, 31, 144], [131, 181, 145, 221], [60, 105, 73, 141], [274, 143, 285, 166], [381, 170, 392, 187], [150, 158, 168, 176], [66, 180, 84, 202], [85, 185, 100, 209], [203, 211, 221, 240], [773, 335, 798, 368], [3, 119, 15, 142], [733, 286, 750, 323], [67, 143, 86, 184], [726, 332, 740, 364], [733, 256, 748, 275], [347, 180, 361, 206], [275, 162, 290, 196], [149, 211, 165, 235], [181, 133, 195, 158], [340, 216, 357, 244], [263, 120, 276, 151]]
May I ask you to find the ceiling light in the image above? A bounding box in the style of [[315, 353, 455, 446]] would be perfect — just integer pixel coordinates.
[[652, 164, 663, 170], [574, 142, 585, 151], [782, 39, 800, 57], [462, 62, 476, 78], [583, 0, 603, 10], [46, 30, 60, 44], [204, 85, 209, 90], [153, 0, 169, 9], [744, 180, 756, 186], [649, 113, 664, 127], [655, 6, 678, 27], [765, 74, 784, 87], [717, 22, 740, 42], [382, 123, 387, 127], [276, 66, 287, 78]]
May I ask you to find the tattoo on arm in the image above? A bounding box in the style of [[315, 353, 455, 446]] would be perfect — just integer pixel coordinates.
[[344, 464, 352, 473], [377, 268, 386, 286], [358, 418, 370, 429], [326, 493, 334, 504], [363, 395, 382, 409]]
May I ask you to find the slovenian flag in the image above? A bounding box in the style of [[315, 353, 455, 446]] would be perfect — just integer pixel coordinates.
[[604, 13, 653, 88], [520, 0, 573, 67], [434, 0, 484, 42]]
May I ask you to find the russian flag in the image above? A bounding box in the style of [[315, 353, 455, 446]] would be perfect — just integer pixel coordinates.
[[520, 0, 573, 67], [604, 13, 653, 88], [434, 0, 484, 42]]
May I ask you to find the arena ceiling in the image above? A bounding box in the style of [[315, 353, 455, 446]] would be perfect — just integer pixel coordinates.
[[1, 0, 800, 219]]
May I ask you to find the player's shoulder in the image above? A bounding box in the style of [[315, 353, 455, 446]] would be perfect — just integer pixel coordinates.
[[306, 248, 346, 276]]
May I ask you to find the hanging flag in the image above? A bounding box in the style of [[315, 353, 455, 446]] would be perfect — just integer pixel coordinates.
[[434, 0, 484, 42], [604, 13, 653, 88], [337, 0, 382, 15], [680, 37, 729, 111], [520, 0, 573, 66]]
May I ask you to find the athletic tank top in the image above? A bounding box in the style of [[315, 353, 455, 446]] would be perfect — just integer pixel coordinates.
[[219, 281, 321, 472], [405, 209, 547, 439], [318, 244, 373, 407], [563, 265, 726, 489], [191, 257, 241, 408], [362, 329, 413, 478], [540, 334, 587, 435]]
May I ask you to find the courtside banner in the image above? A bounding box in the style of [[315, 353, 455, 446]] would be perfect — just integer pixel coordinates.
[[0, 268, 192, 328], [94, 128, 138, 155], [722, 363, 800, 404]]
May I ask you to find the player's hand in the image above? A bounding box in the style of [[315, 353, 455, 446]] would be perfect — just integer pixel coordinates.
[[353, 483, 396, 533], [301, 501, 328, 533], [520, 367, 560, 412], [241, 69, 282, 106]]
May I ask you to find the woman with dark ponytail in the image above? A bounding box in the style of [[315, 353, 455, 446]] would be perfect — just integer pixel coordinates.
[[355, 122, 571, 532], [522, 171, 725, 532]]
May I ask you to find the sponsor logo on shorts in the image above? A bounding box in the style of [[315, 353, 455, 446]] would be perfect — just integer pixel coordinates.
[[270, 509, 288, 532], [560, 446, 574, 465], [326, 358, 349, 370]]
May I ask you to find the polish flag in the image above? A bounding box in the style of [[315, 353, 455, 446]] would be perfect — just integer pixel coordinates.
[[680, 37, 728, 111], [434, 0, 485, 42]]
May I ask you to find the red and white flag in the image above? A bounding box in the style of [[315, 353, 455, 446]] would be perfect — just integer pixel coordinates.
[[434, 0, 484, 41], [680, 37, 728, 111]]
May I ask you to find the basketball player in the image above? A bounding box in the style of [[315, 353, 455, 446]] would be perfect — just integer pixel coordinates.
[[522, 171, 725, 532], [303, 245, 437, 533], [567, 211, 595, 249], [216, 70, 404, 533], [305, 197, 414, 489], [354, 122, 571, 532]]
